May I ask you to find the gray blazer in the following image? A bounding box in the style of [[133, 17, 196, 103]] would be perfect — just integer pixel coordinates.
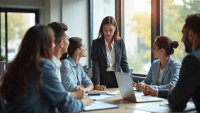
[[142, 56, 182, 89], [91, 38, 130, 85], [5, 59, 85, 113]]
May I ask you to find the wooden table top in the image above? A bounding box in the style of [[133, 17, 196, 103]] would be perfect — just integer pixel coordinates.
[[80, 88, 196, 113]]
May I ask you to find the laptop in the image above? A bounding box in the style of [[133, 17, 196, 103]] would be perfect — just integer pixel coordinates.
[[115, 72, 164, 102]]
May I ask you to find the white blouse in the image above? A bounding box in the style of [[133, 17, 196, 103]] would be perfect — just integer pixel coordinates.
[[105, 38, 115, 71]]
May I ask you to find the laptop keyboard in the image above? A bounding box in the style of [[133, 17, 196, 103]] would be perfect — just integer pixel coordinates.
[[136, 96, 149, 101]]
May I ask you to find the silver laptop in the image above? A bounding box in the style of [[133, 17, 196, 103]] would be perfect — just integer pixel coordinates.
[[115, 72, 164, 102]]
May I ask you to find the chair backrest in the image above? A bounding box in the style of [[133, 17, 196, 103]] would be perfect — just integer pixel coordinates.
[[0, 95, 6, 113], [87, 68, 93, 79]]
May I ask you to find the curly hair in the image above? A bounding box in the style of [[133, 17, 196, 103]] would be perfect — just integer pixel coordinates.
[[0, 25, 54, 102]]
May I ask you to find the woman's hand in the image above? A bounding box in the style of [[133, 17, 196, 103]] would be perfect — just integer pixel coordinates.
[[71, 86, 85, 99], [142, 85, 150, 96], [95, 84, 107, 91], [81, 96, 94, 106], [132, 82, 137, 87], [142, 85, 157, 96], [135, 81, 145, 91]]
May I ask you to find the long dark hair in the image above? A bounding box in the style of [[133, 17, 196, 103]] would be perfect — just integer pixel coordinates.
[[97, 16, 120, 40], [60, 37, 82, 60], [156, 36, 179, 56], [0, 25, 54, 102]]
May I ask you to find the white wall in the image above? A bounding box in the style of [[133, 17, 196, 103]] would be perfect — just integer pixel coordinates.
[[0, 0, 90, 66], [50, 0, 62, 23], [62, 0, 89, 66]]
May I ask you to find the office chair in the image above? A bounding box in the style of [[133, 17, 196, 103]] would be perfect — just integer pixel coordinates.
[[0, 95, 6, 113]]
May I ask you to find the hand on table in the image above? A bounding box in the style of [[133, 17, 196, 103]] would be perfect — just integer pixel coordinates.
[[81, 96, 94, 106], [142, 85, 157, 96], [72, 86, 85, 99], [165, 84, 174, 89], [95, 84, 107, 91], [132, 82, 137, 87], [135, 81, 145, 91]]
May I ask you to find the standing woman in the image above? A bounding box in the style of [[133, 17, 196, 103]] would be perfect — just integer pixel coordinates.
[[0, 25, 93, 113], [91, 16, 130, 91]]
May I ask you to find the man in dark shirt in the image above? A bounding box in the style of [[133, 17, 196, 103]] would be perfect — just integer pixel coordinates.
[[168, 13, 200, 112]]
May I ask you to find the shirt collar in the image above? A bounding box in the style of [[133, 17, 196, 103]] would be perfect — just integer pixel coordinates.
[[67, 56, 79, 67], [104, 38, 115, 47], [52, 55, 62, 67]]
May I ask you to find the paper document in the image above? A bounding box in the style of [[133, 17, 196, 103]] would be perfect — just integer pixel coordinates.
[[107, 91, 120, 95], [88, 95, 116, 101], [84, 101, 119, 111], [87, 90, 107, 95], [127, 102, 196, 112]]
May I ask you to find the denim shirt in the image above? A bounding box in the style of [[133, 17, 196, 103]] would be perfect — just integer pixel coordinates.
[[5, 59, 85, 113], [60, 56, 93, 92]]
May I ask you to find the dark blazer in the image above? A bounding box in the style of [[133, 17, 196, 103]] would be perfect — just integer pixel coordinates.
[[91, 38, 130, 85], [168, 44, 200, 112], [5, 59, 85, 113], [158, 89, 171, 98]]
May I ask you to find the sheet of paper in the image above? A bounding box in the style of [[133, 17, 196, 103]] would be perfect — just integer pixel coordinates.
[[127, 102, 196, 112], [84, 101, 119, 111], [88, 95, 116, 101], [107, 91, 120, 95]]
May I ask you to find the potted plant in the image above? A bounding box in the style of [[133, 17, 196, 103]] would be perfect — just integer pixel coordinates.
[[0, 55, 4, 61]]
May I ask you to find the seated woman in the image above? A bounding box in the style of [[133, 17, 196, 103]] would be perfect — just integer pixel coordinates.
[[0, 25, 93, 113], [60, 37, 94, 93], [134, 36, 182, 91]]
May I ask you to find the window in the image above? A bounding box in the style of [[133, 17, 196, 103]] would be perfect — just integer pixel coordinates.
[[163, 0, 200, 63], [0, 8, 38, 63], [124, 0, 151, 74], [92, 0, 115, 40], [104, 0, 110, 4]]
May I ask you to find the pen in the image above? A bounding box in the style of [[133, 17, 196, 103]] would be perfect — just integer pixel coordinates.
[[88, 94, 101, 96]]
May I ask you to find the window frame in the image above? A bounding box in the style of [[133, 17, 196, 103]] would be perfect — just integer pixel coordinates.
[[89, 0, 162, 77], [0, 8, 39, 64]]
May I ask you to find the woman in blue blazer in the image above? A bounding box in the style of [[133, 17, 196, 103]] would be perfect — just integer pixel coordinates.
[[134, 36, 182, 91], [60, 37, 94, 93], [91, 16, 130, 90], [0, 25, 93, 113]]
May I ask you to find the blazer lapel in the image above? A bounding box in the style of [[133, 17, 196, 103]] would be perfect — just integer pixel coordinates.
[[160, 56, 173, 84], [154, 60, 160, 85], [114, 39, 119, 70], [99, 38, 107, 61]]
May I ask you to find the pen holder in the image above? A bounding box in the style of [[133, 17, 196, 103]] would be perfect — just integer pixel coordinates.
[[0, 61, 6, 75]]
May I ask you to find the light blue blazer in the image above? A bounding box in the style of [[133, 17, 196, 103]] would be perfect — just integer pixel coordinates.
[[142, 56, 182, 89], [60, 56, 93, 92], [5, 59, 85, 113]]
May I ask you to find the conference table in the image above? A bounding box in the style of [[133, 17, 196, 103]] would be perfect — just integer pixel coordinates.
[[80, 88, 196, 113]]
